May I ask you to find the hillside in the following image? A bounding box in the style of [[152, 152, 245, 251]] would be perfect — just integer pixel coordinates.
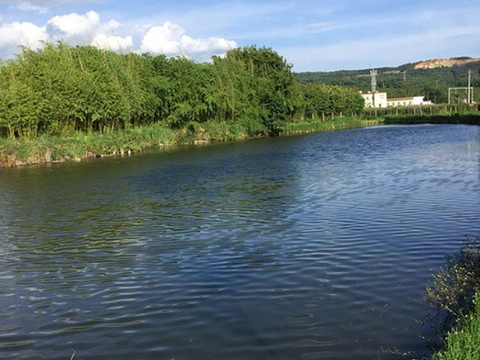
[[296, 57, 480, 103], [414, 57, 480, 69]]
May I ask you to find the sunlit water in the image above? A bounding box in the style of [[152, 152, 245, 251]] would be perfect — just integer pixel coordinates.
[[1, 124, 479, 360]]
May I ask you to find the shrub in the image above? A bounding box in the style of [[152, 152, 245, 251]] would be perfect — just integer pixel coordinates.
[[425, 237, 480, 320]]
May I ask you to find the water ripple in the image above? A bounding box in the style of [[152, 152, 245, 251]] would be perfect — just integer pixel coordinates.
[[0, 125, 479, 359]]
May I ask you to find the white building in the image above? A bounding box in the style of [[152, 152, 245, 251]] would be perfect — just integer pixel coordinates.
[[361, 92, 432, 108], [387, 96, 432, 107], [361, 92, 387, 108]]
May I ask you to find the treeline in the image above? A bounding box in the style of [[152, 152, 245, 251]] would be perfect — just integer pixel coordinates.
[[297, 62, 480, 104], [384, 113, 480, 125], [0, 43, 364, 139]]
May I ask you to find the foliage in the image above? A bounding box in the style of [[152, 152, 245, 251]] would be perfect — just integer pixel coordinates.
[[298, 84, 364, 120], [428, 293, 480, 360], [223, 46, 298, 135], [0, 123, 176, 166], [425, 237, 480, 320], [0, 43, 364, 142]]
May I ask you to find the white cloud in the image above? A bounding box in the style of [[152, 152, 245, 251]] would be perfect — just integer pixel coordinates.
[[0, 0, 105, 12], [46, 10, 100, 44], [91, 34, 133, 53], [139, 21, 236, 59], [17, 2, 48, 13], [139, 22, 183, 56], [0, 10, 236, 60], [0, 21, 46, 55]]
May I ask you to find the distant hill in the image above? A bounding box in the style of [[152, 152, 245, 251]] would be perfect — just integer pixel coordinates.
[[414, 57, 480, 70], [296, 57, 480, 103]]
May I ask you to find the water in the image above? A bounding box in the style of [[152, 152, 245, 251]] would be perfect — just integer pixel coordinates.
[[0, 124, 479, 360]]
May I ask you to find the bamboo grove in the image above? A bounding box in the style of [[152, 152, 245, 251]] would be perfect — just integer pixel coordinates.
[[0, 43, 365, 139]]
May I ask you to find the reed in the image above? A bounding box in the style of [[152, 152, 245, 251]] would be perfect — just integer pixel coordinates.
[[425, 237, 480, 360], [283, 117, 382, 134], [0, 117, 386, 167], [0, 124, 176, 167], [429, 292, 480, 360]]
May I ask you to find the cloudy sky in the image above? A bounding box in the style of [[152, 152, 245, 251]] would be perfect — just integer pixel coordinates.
[[0, 0, 479, 72]]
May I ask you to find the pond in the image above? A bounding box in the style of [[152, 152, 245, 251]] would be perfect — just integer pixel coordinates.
[[1, 124, 479, 360]]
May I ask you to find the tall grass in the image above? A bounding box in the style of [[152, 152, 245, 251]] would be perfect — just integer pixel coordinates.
[[0, 118, 384, 167], [179, 120, 249, 143], [429, 292, 480, 360], [283, 117, 382, 134], [0, 124, 176, 167], [425, 237, 480, 360]]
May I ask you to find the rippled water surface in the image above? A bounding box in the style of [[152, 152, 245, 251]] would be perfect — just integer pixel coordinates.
[[1, 124, 480, 360]]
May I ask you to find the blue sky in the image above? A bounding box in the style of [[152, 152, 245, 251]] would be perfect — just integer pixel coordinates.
[[0, 0, 479, 72]]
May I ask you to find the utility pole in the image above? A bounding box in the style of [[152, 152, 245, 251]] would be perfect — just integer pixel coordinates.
[[370, 69, 377, 107], [449, 71, 473, 105], [467, 70, 471, 104], [370, 69, 377, 93]]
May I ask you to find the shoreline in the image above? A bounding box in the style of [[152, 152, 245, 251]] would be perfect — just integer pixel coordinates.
[[0, 118, 381, 169], [2, 114, 479, 169]]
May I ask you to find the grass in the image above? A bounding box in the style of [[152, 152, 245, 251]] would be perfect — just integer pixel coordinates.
[[428, 292, 480, 360], [0, 124, 177, 167], [1, 117, 379, 167], [283, 117, 382, 134], [424, 237, 480, 360], [3, 111, 478, 168]]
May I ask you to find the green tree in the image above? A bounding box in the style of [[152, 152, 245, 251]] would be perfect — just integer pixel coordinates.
[[0, 60, 40, 138], [225, 46, 297, 135], [0, 42, 372, 141]]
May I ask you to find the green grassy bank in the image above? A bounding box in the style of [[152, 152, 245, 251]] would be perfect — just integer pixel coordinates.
[[4, 113, 480, 168], [425, 238, 480, 360], [0, 123, 175, 167], [0, 117, 379, 168], [428, 292, 480, 360], [283, 117, 381, 134]]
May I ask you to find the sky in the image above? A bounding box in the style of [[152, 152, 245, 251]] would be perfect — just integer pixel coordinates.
[[0, 0, 479, 72]]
